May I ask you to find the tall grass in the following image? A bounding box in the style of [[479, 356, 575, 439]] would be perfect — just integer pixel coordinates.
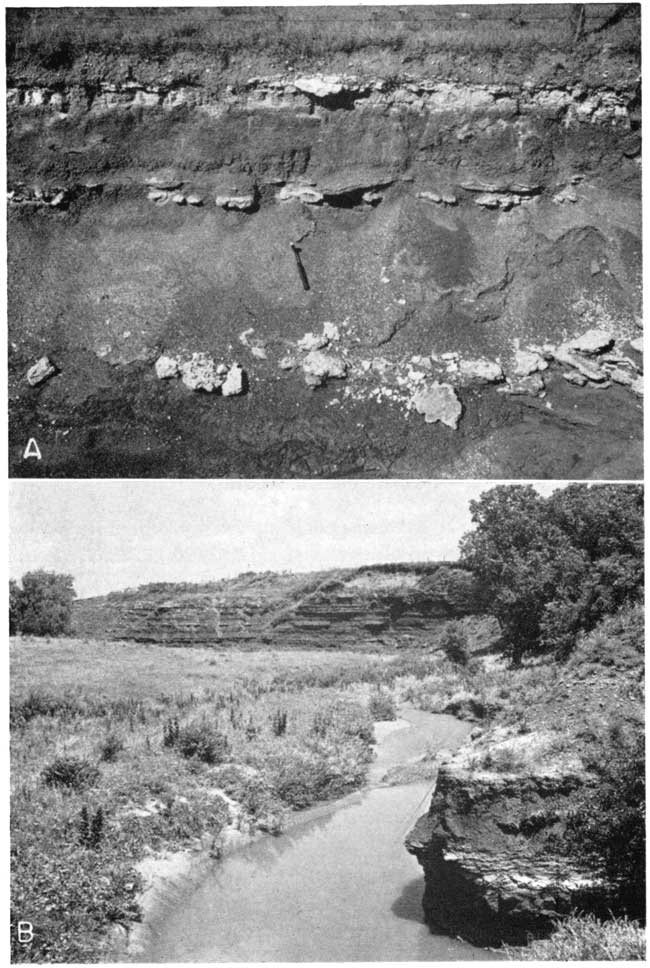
[[7, 6, 640, 76], [504, 913, 645, 961]]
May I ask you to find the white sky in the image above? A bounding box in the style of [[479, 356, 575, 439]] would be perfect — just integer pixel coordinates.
[[9, 480, 561, 599]]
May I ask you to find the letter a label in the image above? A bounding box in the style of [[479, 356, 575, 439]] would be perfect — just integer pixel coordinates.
[[23, 438, 42, 460]]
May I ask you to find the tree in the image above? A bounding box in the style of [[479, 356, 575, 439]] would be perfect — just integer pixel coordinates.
[[459, 485, 643, 664], [9, 580, 24, 635], [11, 571, 76, 637], [564, 728, 645, 918]]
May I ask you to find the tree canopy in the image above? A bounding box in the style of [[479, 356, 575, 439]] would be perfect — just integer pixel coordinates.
[[10, 570, 76, 637], [459, 484, 643, 663]]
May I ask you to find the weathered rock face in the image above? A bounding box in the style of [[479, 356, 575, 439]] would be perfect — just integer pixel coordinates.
[[406, 762, 609, 946], [7, 14, 642, 478], [72, 562, 480, 648]]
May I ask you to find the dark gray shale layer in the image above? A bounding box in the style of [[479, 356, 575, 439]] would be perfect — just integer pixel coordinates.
[[8, 66, 642, 477]]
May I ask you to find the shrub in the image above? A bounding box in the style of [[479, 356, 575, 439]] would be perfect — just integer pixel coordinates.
[[368, 689, 397, 721], [10, 570, 76, 637], [177, 721, 230, 765], [271, 709, 288, 736], [564, 728, 645, 917], [440, 622, 470, 666], [42, 756, 100, 790], [98, 733, 124, 763], [503, 913, 646, 961], [162, 717, 180, 747], [79, 806, 105, 848]]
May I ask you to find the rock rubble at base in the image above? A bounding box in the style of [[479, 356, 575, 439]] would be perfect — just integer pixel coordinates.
[[154, 353, 246, 395], [412, 382, 462, 428], [26, 356, 57, 386]]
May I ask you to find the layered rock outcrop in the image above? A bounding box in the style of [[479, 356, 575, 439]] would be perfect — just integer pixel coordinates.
[[406, 760, 607, 946], [73, 562, 479, 648], [7, 11, 642, 478], [405, 610, 644, 946]]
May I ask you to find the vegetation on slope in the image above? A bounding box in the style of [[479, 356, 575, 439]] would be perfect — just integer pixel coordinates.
[[6, 5, 640, 88], [10, 642, 442, 962]]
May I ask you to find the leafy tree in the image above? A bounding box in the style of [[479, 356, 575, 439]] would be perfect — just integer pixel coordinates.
[[564, 728, 645, 918], [460, 485, 643, 664], [439, 621, 470, 666], [11, 570, 76, 637], [9, 579, 24, 635]]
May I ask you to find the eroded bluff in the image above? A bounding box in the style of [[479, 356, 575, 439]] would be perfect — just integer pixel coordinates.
[[8, 60, 643, 478], [406, 759, 608, 946], [72, 562, 479, 647]]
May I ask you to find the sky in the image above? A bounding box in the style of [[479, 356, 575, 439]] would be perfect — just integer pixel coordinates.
[[9, 480, 561, 599]]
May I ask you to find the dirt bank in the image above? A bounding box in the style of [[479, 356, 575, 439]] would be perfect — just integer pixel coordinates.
[[8, 7, 642, 478], [405, 610, 644, 946]]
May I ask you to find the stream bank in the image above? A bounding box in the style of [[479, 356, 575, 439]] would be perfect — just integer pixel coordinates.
[[126, 708, 500, 962]]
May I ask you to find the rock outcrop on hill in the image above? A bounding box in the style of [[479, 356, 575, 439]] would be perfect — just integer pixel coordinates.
[[73, 562, 480, 648]]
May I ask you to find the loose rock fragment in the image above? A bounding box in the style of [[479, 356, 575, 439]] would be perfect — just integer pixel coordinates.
[[569, 329, 614, 354], [221, 363, 246, 396], [302, 351, 347, 388], [186, 194, 203, 206], [180, 353, 225, 392], [155, 355, 180, 379], [215, 193, 256, 212], [563, 371, 588, 387], [506, 373, 546, 395], [144, 170, 182, 190], [322, 322, 340, 342], [553, 345, 609, 382], [278, 184, 323, 204], [458, 358, 504, 384], [512, 349, 548, 377], [293, 75, 345, 98], [412, 382, 462, 429], [298, 332, 329, 352], [27, 356, 57, 387], [629, 337, 643, 354]]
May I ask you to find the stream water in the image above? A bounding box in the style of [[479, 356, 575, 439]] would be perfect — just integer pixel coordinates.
[[138, 709, 500, 962]]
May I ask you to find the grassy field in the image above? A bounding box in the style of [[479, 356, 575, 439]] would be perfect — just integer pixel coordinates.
[[10, 637, 437, 962]]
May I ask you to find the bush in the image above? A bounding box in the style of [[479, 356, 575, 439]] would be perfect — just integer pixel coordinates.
[[98, 733, 124, 763], [42, 756, 100, 790], [177, 721, 230, 765], [368, 689, 397, 721], [440, 622, 470, 666], [503, 913, 645, 961], [564, 728, 645, 917], [10, 570, 76, 637], [271, 709, 288, 736]]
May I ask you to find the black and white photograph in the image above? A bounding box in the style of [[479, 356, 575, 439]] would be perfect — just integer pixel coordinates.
[[6, 4, 642, 479], [8, 480, 645, 962], [6, 2, 646, 965]]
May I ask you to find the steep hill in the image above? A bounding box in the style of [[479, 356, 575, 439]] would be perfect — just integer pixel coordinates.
[[72, 561, 482, 648], [8, 6, 642, 478]]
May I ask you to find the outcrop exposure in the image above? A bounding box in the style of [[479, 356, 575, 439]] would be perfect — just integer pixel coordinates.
[[7, 6, 642, 477]]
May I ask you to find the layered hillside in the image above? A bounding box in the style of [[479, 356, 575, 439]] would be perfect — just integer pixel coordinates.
[[8, 6, 642, 478], [406, 606, 644, 945], [72, 561, 479, 648]]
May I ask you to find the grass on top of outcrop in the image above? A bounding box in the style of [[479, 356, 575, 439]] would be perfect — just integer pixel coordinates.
[[504, 913, 646, 961], [10, 636, 442, 962], [7, 5, 640, 85]]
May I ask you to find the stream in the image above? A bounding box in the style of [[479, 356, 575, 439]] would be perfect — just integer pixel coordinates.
[[137, 708, 500, 962]]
